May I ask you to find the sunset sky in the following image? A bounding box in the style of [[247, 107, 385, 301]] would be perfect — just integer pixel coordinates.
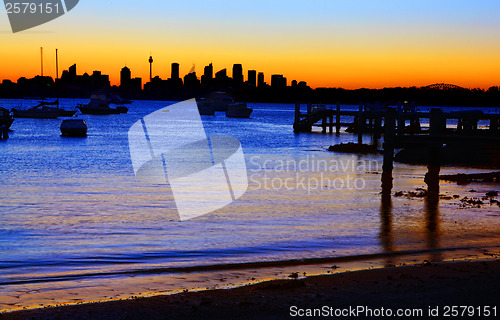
[[1, 0, 500, 89]]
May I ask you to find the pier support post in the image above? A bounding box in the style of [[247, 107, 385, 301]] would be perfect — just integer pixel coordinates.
[[294, 103, 300, 125], [322, 116, 326, 134], [490, 117, 499, 134], [374, 116, 382, 142], [397, 113, 405, 135], [425, 109, 443, 199], [329, 114, 333, 134], [457, 118, 463, 132], [293, 103, 302, 133], [358, 104, 364, 144], [381, 109, 396, 201], [336, 104, 341, 135], [409, 114, 421, 135], [425, 110, 442, 260]]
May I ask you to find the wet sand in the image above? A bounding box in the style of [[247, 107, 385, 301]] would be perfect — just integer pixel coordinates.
[[3, 259, 499, 320]]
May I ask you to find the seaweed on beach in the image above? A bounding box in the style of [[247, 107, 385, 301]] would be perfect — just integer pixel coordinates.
[[459, 191, 500, 208], [394, 188, 428, 198], [328, 143, 381, 154], [393, 188, 500, 208], [440, 172, 500, 185]]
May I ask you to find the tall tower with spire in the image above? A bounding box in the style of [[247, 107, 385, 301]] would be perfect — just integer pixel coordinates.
[[148, 55, 153, 82]]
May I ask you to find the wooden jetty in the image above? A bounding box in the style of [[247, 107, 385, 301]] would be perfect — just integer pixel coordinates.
[[294, 103, 500, 196], [294, 103, 499, 136], [294, 103, 347, 135]]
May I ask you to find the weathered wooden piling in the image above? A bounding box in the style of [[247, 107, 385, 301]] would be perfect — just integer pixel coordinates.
[[381, 109, 396, 200], [397, 112, 405, 135], [358, 104, 364, 144], [490, 117, 499, 133], [425, 110, 442, 255], [374, 116, 382, 141], [424, 109, 443, 198], [336, 104, 341, 135], [294, 103, 300, 125]]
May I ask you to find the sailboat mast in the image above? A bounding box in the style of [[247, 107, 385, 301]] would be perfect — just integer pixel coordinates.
[[55, 49, 59, 80], [55, 48, 60, 109], [40, 47, 43, 77]]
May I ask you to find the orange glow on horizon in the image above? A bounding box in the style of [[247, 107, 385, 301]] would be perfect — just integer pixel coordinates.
[[2, 25, 500, 90], [1, 45, 499, 90]]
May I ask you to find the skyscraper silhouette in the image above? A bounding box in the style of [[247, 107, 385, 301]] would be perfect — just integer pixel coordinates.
[[69, 64, 77, 78], [215, 69, 227, 80], [247, 70, 256, 87], [258, 72, 265, 87], [233, 64, 243, 86], [120, 66, 131, 87], [202, 63, 213, 86], [271, 74, 287, 88], [204, 63, 213, 79], [171, 63, 180, 80]]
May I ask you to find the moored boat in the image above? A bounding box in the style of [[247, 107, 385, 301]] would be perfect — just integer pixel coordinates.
[[12, 104, 60, 119], [226, 103, 253, 118], [107, 94, 132, 105], [196, 98, 216, 115], [78, 93, 128, 115], [11, 99, 76, 119], [115, 105, 129, 114], [44, 99, 77, 117], [58, 109, 78, 117], [60, 119, 87, 137], [200, 92, 234, 111]]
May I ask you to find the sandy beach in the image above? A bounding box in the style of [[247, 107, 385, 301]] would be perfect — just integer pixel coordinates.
[[3, 258, 499, 320]]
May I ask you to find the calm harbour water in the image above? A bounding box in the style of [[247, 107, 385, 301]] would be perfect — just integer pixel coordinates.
[[0, 99, 499, 297]]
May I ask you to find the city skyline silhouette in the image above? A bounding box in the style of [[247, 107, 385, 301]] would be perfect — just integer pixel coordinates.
[[1, 55, 500, 107]]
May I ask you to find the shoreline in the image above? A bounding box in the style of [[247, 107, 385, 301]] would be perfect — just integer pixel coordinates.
[[2, 249, 499, 319], [3, 245, 496, 287], [3, 258, 499, 320]]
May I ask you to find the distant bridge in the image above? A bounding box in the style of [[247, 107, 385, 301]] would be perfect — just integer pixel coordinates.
[[421, 83, 466, 90]]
